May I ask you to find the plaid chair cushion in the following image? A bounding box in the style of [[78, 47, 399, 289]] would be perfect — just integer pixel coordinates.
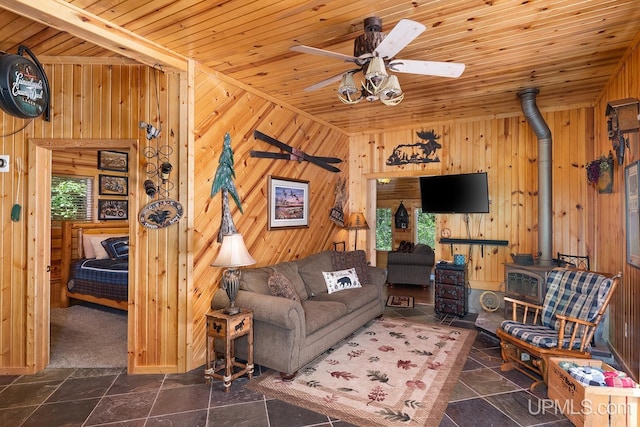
[[500, 320, 585, 349], [541, 269, 612, 336]]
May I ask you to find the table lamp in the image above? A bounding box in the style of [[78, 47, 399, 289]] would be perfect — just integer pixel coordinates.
[[345, 212, 369, 251], [211, 233, 256, 314]]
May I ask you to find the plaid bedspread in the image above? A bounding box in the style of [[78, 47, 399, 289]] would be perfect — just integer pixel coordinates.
[[67, 258, 128, 302]]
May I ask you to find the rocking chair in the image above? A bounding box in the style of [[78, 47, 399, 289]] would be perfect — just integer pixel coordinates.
[[496, 268, 621, 389]]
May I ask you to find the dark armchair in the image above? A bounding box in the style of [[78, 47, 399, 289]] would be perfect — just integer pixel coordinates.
[[386, 243, 436, 287]]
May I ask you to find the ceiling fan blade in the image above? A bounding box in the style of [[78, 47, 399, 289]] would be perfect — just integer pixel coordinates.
[[303, 69, 361, 92], [388, 59, 465, 78], [373, 19, 426, 59], [290, 45, 359, 63]]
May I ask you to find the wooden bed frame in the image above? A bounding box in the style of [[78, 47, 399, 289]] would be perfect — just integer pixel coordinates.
[[60, 221, 130, 311]]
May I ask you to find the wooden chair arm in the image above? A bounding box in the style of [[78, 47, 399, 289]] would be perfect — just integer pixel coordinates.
[[503, 297, 542, 324], [555, 314, 598, 351]]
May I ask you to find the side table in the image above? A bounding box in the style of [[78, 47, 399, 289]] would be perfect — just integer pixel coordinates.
[[204, 308, 254, 391]]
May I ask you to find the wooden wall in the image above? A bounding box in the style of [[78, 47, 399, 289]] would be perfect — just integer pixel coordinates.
[[593, 41, 640, 381], [0, 62, 184, 374], [350, 112, 593, 291], [189, 64, 350, 367]]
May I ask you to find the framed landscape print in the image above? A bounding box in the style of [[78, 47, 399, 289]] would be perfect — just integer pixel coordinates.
[[268, 176, 309, 230], [98, 174, 128, 196], [625, 161, 640, 268], [98, 150, 128, 172], [98, 199, 129, 221]]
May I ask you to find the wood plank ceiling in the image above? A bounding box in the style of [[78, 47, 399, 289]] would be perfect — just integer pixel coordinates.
[[1, 0, 639, 135]]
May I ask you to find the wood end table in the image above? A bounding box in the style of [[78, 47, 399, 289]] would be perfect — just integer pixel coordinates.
[[204, 308, 254, 392]]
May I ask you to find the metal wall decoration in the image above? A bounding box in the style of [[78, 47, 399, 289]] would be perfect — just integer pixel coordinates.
[[211, 132, 242, 241], [329, 177, 346, 226], [606, 98, 640, 165], [394, 201, 409, 229], [386, 129, 442, 166]]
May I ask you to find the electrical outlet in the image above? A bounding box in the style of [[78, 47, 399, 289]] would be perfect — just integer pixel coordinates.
[[0, 155, 9, 172], [521, 352, 530, 362]]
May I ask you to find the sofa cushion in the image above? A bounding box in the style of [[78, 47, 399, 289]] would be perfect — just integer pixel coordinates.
[[297, 251, 335, 297], [331, 250, 372, 284], [311, 283, 380, 314], [322, 268, 362, 294], [271, 261, 309, 302], [301, 300, 347, 335], [239, 268, 272, 295], [267, 271, 299, 301]]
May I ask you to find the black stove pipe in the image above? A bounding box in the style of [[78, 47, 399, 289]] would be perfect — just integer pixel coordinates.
[[518, 88, 553, 265]]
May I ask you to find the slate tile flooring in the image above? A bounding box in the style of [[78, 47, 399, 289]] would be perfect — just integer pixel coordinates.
[[0, 299, 573, 426]]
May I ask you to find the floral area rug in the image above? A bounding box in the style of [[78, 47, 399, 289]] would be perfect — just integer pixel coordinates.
[[246, 316, 476, 426]]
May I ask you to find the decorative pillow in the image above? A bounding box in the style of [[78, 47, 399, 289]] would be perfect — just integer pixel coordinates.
[[322, 268, 362, 294], [331, 250, 371, 284], [101, 236, 129, 259], [82, 233, 125, 259], [267, 271, 299, 301]]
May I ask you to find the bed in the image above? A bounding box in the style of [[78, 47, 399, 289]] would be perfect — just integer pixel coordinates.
[[60, 221, 130, 311]]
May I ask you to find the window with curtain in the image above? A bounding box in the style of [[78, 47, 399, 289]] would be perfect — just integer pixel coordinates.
[[51, 175, 94, 221]]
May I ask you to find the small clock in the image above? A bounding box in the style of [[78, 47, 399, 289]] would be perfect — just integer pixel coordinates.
[[441, 228, 451, 238]]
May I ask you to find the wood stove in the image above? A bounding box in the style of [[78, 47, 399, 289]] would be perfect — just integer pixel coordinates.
[[504, 263, 556, 305]]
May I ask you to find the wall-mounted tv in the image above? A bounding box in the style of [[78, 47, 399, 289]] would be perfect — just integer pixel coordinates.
[[420, 172, 490, 214]]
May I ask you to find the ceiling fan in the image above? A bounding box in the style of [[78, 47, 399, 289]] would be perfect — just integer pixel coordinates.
[[290, 17, 465, 106]]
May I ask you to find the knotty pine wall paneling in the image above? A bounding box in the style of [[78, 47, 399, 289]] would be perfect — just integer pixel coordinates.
[[0, 62, 186, 374], [593, 39, 640, 381], [351, 110, 592, 293], [189, 64, 349, 367]]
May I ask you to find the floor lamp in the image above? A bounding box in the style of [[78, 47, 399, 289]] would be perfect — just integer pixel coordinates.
[[345, 212, 369, 251]]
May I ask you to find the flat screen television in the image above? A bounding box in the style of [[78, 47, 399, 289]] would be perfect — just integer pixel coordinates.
[[420, 172, 490, 213]]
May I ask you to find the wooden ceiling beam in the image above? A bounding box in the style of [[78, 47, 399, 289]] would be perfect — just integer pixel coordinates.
[[0, 0, 187, 72]]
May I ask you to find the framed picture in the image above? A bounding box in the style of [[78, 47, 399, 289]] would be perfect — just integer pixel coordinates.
[[98, 199, 129, 221], [98, 174, 128, 196], [268, 176, 309, 230], [625, 161, 640, 268], [98, 150, 128, 172]]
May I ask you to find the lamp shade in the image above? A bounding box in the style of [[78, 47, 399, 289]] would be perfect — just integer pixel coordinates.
[[345, 212, 369, 230], [211, 233, 256, 268]]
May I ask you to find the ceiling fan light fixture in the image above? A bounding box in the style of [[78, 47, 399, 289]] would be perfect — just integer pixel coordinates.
[[379, 74, 404, 105], [364, 56, 388, 90], [337, 72, 362, 104]]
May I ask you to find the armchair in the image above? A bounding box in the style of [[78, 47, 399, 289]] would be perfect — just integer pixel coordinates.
[[496, 268, 621, 389], [386, 243, 435, 287]]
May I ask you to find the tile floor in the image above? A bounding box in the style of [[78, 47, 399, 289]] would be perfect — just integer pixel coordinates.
[[0, 288, 574, 426]]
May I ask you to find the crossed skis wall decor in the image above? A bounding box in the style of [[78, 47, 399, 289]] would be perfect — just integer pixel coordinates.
[[251, 130, 342, 173]]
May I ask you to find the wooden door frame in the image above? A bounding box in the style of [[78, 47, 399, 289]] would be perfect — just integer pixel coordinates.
[[27, 138, 138, 373]]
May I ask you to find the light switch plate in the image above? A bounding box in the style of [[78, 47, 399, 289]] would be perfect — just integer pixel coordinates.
[[0, 155, 9, 172]]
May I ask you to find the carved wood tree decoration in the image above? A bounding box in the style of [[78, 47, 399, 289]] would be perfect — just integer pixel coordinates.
[[211, 132, 243, 243]]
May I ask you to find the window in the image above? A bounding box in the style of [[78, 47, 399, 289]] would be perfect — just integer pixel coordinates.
[[415, 210, 436, 247], [51, 175, 94, 221], [375, 208, 392, 251]]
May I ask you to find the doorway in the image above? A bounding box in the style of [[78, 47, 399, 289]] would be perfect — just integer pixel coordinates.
[[27, 138, 138, 372]]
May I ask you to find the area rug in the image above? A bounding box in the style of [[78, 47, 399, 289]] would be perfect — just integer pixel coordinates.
[[386, 295, 414, 308], [49, 304, 127, 368], [247, 317, 476, 426]]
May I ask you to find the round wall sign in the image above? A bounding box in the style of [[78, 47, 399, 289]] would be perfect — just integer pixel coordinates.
[[0, 49, 49, 119], [139, 199, 184, 229]]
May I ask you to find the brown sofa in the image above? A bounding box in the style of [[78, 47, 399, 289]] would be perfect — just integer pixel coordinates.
[[211, 250, 386, 375], [386, 243, 435, 287]]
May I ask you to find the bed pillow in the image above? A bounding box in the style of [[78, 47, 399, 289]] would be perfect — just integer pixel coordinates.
[[322, 268, 362, 294], [101, 236, 129, 259], [90, 235, 126, 260], [82, 233, 125, 259]]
